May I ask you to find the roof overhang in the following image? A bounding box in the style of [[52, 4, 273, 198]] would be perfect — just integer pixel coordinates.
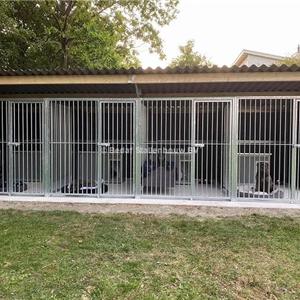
[[0, 66, 300, 97], [1, 71, 300, 85]]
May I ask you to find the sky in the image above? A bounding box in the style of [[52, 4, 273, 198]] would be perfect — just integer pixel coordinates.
[[139, 0, 300, 68]]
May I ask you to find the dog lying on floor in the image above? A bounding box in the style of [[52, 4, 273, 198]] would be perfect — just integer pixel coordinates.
[[255, 162, 274, 193]]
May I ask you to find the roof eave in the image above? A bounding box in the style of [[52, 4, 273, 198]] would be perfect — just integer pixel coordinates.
[[1, 71, 300, 86]]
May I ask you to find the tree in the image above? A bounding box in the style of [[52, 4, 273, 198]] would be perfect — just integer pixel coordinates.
[[169, 40, 212, 68], [278, 56, 300, 66], [0, 0, 179, 69]]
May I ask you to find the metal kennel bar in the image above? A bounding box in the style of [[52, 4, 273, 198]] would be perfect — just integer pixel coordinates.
[[1, 96, 299, 203], [140, 99, 193, 198], [0, 101, 8, 194], [9, 101, 44, 195], [49, 99, 135, 198], [193, 99, 232, 200], [237, 97, 294, 201], [99, 101, 135, 197], [49, 99, 98, 197], [294, 99, 300, 203]]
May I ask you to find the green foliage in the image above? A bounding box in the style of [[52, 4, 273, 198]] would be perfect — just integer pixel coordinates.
[[169, 40, 213, 68], [278, 55, 300, 66], [0, 0, 179, 69]]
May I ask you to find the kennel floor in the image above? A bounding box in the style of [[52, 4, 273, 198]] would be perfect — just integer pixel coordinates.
[[12, 180, 226, 198], [237, 183, 291, 200], [8, 181, 294, 201]]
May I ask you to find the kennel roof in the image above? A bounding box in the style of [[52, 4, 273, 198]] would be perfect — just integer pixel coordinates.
[[0, 64, 300, 96]]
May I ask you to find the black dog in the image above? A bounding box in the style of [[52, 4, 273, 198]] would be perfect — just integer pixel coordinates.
[[255, 162, 274, 193]]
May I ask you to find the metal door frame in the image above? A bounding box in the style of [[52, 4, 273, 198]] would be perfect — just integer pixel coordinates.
[[0, 100, 9, 195], [192, 98, 233, 200], [236, 96, 295, 203], [98, 99, 136, 198], [8, 100, 45, 196], [291, 98, 300, 203], [138, 98, 193, 199]]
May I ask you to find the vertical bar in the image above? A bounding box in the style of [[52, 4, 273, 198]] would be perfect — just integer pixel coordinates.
[[243, 100, 247, 196], [283, 99, 287, 199], [44, 100, 50, 195], [86, 101, 89, 191], [215, 102, 219, 196], [30, 102, 33, 193], [178, 100, 182, 196], [273, 98, 277, 199], [20, 102, 23, 193], [8, 102, 13, 195], [230, 98, 238, 200], [220, 102, 224, 197], [191, 100, 196, 198], [248, 99, 253, 197], [98, 101, 102, 197], [201, 102, 204, 196], [291, 99, 297, 202], [278, 99, 282, 199]]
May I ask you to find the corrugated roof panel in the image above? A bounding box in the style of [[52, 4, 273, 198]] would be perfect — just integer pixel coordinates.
[[1, 64, 300, 76]]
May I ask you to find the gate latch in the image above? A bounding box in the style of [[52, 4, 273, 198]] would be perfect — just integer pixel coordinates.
[[8, 142, 20, 147], [98, 143, 111, 147], [193, 143, 205, 148]]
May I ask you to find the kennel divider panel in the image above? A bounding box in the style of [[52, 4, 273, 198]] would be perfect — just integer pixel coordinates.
[[193, 99, 232, 200], [0, 101, 8, 194], [237, 97, 293, 201], [9, 101, 44, 195], [99, 101, 135, 197], [49, 100, 98, 196], [140, 99, 193, 198], [294, 100, 300, 203]]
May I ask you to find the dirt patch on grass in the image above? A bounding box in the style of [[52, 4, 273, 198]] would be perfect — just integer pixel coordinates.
[[0, 200, 299, 218]]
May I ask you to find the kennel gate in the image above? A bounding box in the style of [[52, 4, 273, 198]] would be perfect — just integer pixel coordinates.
[[99, 101, 135, 197], [237, 98, 293, 201], [139, 99, 193, 197], [0, 101, 44, 195], [193, 100, 232, 199]]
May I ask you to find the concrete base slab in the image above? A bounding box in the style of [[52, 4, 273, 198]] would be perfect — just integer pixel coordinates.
[[0, 195, 299, 210]]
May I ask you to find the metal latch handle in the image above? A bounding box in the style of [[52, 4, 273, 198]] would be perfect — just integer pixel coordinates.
[[98, 143, 111, 147], [294, 144, 300, 148], [193, 143, 205, 148], [8, 142, 20, 147]]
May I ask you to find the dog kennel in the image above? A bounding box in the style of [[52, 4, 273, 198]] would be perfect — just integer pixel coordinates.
[[0, 96, 299, 202], [1, 67, 300, 203]]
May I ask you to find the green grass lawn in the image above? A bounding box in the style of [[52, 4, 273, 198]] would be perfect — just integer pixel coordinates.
[[0, 210, 299, 300]]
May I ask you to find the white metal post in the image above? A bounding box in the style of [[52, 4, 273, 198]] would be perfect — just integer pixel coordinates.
[[230, 97, 239, 200]]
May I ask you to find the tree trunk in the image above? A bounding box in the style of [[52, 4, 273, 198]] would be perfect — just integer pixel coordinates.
[[61, 39, 68, 68]]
